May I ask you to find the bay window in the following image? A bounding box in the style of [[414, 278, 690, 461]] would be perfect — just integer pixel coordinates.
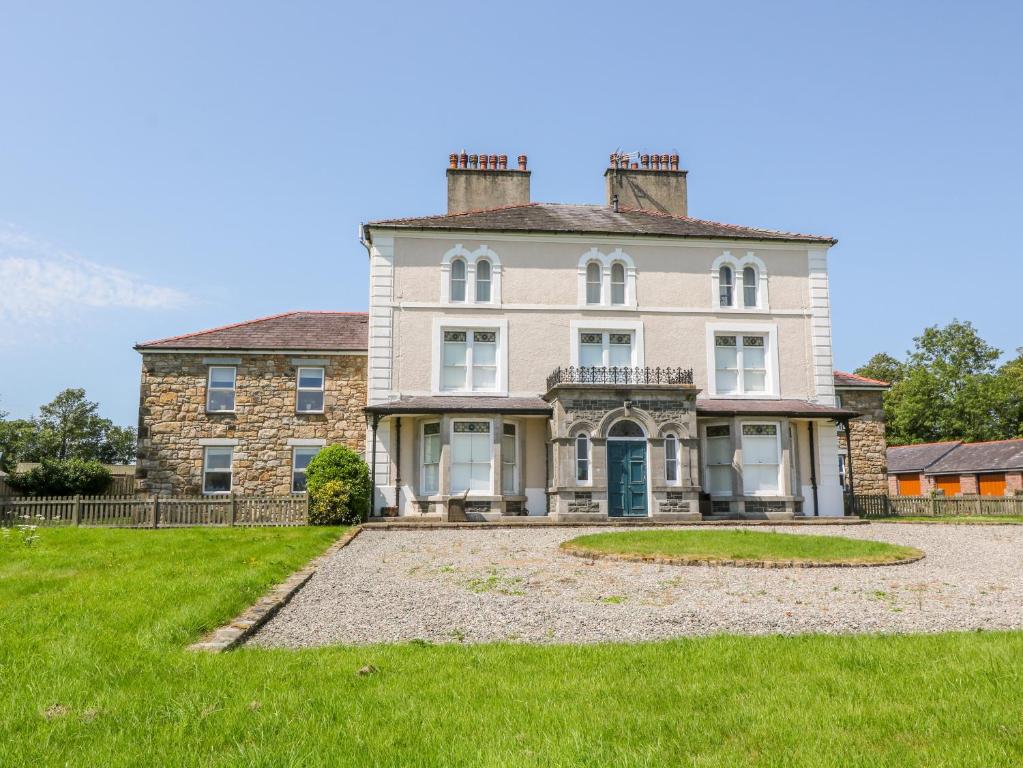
[[421, 422, 440, 495], [741, 423, 781, 495], [451, 421, 492, 493]]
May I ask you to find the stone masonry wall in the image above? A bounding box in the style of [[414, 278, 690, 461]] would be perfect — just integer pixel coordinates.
[[839, 388, 888, 495], [137, 353, 367, 495]]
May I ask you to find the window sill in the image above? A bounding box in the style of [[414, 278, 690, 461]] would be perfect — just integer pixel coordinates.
[[205, 410, 236, 415], [295, 410, 326, 415], [434, 391, 508, 397]]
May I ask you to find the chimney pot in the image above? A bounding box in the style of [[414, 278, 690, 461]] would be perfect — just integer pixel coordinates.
[[449, 153, 458, 168], [498, 154, 507, 169], [670, 153, 679, 170], [641, 153, 650, 169], [604, 149, 687, 216], [469, 154, 478, 169], [488, 154, 497, 170], [479, 154, 488, 170], [610, 152, 618, 167], [660, 153, 669, 170], [459, 151, 468, 168], [652, 155, 661, 170], [517, 154, 527, 171], [631, 162, 638, 169], [448, 151, 531, 213]]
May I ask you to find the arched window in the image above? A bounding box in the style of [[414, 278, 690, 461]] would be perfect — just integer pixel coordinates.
[[609, 419, 644, 438], [610, 262, 626, 305], [586, 262, 601, 304], [665, 433, 680, 483], [719, 265, 734, 307], [575, 433, 590, 482], [450, 258, 466, 302], [743, 266, 757, 307], [476, 259, 491, 303]]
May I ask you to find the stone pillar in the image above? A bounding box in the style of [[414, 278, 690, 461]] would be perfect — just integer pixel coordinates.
[[492, 415, 505, 514]]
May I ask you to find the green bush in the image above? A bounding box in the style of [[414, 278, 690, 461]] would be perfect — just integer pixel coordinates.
[[305, 445, 370, 524], [7, 458, 112, 496], [308, 480, 351, 526]]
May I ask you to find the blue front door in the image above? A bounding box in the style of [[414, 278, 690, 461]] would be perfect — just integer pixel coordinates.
[[608, 441, 648, 517]]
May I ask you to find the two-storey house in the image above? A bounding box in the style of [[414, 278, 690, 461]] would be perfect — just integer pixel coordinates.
[[361, 151, 859, 520]]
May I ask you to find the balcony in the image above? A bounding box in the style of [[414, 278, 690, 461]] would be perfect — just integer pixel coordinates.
[[545, 366, 694, 390]]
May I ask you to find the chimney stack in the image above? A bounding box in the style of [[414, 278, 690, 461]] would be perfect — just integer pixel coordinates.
[[605, 151, 687, 217], [447, 150, 531, 214]]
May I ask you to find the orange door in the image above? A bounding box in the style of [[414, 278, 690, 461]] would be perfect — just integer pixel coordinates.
[[934, 475, 961, 496], [897, 474, 922, 495], [978, 473, 1006, 496]]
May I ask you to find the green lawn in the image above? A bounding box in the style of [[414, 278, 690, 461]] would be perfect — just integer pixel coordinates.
[[562, 529, 923, 565], [1, 527, 1021, 767], [877, 515, 1023, 524]]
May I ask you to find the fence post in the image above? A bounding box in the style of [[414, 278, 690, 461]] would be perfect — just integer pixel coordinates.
[[150, 495, 158, 529], [72, 495, 82, 526], [229, 492, 237, 526]]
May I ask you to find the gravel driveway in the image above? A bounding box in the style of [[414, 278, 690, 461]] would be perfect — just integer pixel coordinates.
[[250, 524, 1023, 647]]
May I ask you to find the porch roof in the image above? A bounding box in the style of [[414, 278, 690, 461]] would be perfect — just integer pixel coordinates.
[[695, 399, 860, 419], [365, 395, 553, 415]]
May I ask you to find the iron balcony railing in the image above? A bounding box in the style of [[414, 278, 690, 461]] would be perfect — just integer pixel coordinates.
[[546, 366, 694, 390]]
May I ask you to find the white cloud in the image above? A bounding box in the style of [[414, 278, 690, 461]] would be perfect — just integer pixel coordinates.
[[0, 224, 191, 338]]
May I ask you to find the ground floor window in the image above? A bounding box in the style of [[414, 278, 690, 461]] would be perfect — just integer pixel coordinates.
[[741, 423, 780, 495], [705, 425, 732, 495], [451, 421, 492, 493], [576, 433, 590, 482], [502, 423, 518, 494], [838, 452, 848, 491], [291, 446, 320, 493], [203, 447, 233, 494], [421, 422, 441, 495], [665, 433, 680, 483]]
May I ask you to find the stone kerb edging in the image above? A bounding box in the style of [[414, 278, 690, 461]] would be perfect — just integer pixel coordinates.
[[189, 526, 362, 652], [560, 545, 926, 569]]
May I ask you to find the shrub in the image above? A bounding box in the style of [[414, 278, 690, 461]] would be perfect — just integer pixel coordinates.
[[308, 480, 351, 526], [305, 445, 370, 524], [6, 458, 112, 496]]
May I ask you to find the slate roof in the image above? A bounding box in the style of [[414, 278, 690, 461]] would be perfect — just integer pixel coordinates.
[[136, 311, 368, 352], [834, 370, 890, 388], [366, 203, 836, 245], [886, 442, 962, 473], [923, 439, 1023, 475], [695, 399, 860, 419], [365, 396, 552, 415]]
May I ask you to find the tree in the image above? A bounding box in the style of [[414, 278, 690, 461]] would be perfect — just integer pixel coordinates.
[[0, 418, 39, 472], [96, 425, 138, 465], [856, 319, 1016, 445]]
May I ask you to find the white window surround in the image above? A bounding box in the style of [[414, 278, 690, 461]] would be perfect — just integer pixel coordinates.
[[431, 317, 509, 396], [569, 320, 644, 367], [296, 366, 325, 414], [740, 421, 783, 496], [704, 321, 779, 398], [576, 248, 637, 308], [710, 251, 769, 311], [440, 244, 502, 305]]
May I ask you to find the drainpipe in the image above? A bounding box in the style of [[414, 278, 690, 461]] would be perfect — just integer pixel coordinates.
[[394, 417, 402, 516], [841, 417, 855, 515], [808, 422, 819, 517], [368, 413, 380, 520]]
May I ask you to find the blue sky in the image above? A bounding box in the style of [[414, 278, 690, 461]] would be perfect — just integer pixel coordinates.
[[2, 1, 1021, 426]]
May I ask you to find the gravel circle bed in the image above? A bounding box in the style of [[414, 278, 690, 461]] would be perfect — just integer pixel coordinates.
[[249, 523, 1023, 647]]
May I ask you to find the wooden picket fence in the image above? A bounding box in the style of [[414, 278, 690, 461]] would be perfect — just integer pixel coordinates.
[[0, 494, 309, 528], [848, 494, 1023, 519]]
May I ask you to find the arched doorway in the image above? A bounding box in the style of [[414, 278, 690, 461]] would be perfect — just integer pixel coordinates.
[[607, 419, 648, 517]]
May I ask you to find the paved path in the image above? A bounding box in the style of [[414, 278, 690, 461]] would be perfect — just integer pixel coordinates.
[[250, 524, 1023, 646]]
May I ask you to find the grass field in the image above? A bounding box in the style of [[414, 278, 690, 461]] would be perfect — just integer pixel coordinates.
[[1, 526, 1021, 766], [562, 529, 923, 565]]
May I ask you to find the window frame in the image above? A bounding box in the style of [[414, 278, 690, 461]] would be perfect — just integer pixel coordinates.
[[610, 262, 626, 305], [742, 265, 758, 308], [295, 366, 326, 414], [719, 265, 734, 308], [664, 432, 681, 485], [577, 248, 636, 308], [449, 257, 467, 302], [570, 320, 644, 369], [291, 446, 320, 494], [475, 258, 492, 303], [450, 418, 494, 495], [585, 261, 602, 305], [206, 366, 237, 413], [441, 245, 501, 304], [740, 421, 783, 497], [202, 446, 234, 495], [575, 432, 591, 485], [711, 251, 769, 311], [501, 421, 518, 495], [432, 318, 508, 395], [705, 322, 778, 398], [702, 422, 733, 497], [420, 421, 441, 496]]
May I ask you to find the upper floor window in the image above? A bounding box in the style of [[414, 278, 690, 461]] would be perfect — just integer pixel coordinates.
[[443, 330, 498, 392], [579, 331, 634, 368], [719, 266, 734, 307], [296, 367, 325, 413], [442, 245, 501, 304], [475, 259, 492, 303], [611, 263, 626, 305], [206, 366, 236, 412], [450, 258, 467, 302], [743, 266, 757, 308], [203, 446, 233, 494], [586, 262, 601, 304], [712, 251, 768, 311], [714, 334, 767, 395]]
